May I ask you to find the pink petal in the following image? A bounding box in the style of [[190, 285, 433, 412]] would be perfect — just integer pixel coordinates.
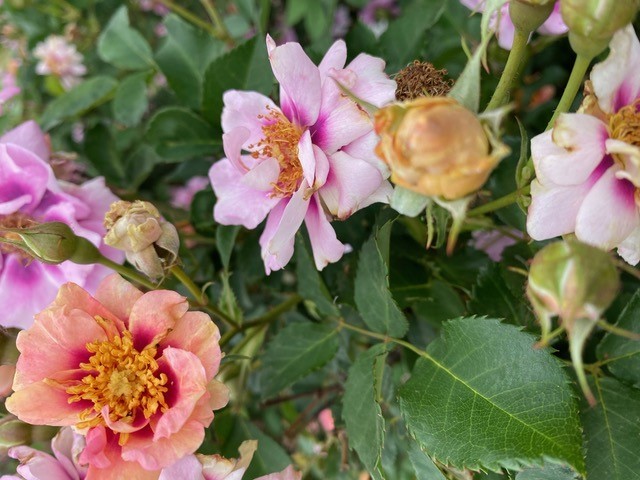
[[533, 114, 608, 186], [0, 120, 50, 161], [94, 274, 143, 324], [265, 185, 310, 260], [318, 40, 347, 83], [200, 440, 257, 480], [222, 127, 252, 172], [207, 379, 229, 411], [210, 159, 280, 229], [9, 446, 73, 480], [318, 151, 387, 219], [241, 157, 280, 191], [537, 3, 568, 36], [341, 130, 389, 175], [51, 427, 87, 480], [255, 465, 302, 480], [266, 35, 321, 127], [259, 200, 295, 274], [590, 25, 640, 114], [298, 130, 316, 187], [0, 143, 52, 215], [606, 138, 640, 188], [221, 90, 277, 144], [342, 53, 396, 108], [576, 166, 640, 250], [127, 290, 188, 349], [158, 455, 205, 480], [304, 195, 346, 270], [160, 311, 221, 380], [102, 405, 150, 434]]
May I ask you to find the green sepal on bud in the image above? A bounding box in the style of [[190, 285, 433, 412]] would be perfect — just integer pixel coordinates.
[[526, 239, 619, 405], [0, 222, 102, 265], [509, 0, 555, 34], [561, 0, 640, 58]]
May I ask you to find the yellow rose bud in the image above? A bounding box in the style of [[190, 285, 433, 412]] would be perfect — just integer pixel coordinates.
[[104, 200, 180, 280], [374, 97, 506, 200]]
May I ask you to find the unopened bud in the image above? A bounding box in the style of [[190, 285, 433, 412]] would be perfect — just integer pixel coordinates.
[[104, 200, 180, 280], [561, 0, 640, 57], [374, 97, 508, 200], [527, 239, 619, 404], [0, 222, 74, 264], [0, 416, 31, 457]]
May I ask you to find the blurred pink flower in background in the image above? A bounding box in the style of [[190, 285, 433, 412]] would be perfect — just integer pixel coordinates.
[[470, 228, 523, 261], [170, 176, 210, 210], [318, 408, 335, 433], [139, 0, 170, 16], [0, 121, 122, 329], [6, 274, 229, 479], [0, 60, 20, 114], [359, 0, 400, 37], [460, 0, 567, 50], [33, 36, 86, 90], [1, 427, 87, 480], [527, 26, 640, 264], [210, 35, 395, 273]]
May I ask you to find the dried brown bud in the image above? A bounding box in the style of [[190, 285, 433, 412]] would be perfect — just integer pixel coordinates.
[[394, 61, 454, 101]]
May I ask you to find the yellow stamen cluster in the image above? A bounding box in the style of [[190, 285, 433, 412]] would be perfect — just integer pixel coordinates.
[[609, 99, 640, 148], [66, 325, 169, 437], [250, 106, 304, 197], [0, 212, 36, 259]]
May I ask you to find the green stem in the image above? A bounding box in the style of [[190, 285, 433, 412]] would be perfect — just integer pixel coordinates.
[[338, 319, 427, 358], [597, 319, 640, 341], [198, 0, 234, 45], [98, 257, 157, 290], [156, 0, 219, 37], [614, 258, 640, 281], [170, 265, 207, 305], [467, 185, 531, 217], [486, 28, 531, 111], [546, 53, 592, 130]]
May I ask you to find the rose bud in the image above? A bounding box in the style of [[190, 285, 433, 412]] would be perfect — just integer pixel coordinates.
[[104, 200, 180, 280], [374, 97, 508, 200]]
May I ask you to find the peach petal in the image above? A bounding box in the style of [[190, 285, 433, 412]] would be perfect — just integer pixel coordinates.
[[5, 380, 85, 426], [94, 274, 143, 324], [159, 311, 221, 380], [207, 379, 230, 411], [128, 290, 188, 349]]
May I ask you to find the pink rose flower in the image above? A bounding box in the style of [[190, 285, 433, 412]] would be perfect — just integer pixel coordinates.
[[527, 26, 640, 264], [170, 176, 210, 210], [5, 274, 229, 479], [33, 36, 86, 90], [209, 35, 395, 274], [2, 427, 87, 480], [0, 121, 123, 329], [159, 441, 302, 480], [460, 0, 568, 50]]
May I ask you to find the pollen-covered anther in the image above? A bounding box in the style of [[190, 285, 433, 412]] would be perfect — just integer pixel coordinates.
[[609, 99, 640, 148], [66, 324, 169, 439], [253, 106, 304, 197]]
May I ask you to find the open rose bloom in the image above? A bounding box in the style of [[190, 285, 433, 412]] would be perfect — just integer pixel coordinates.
[[209, 35, 395, 273], [5, 274, 228, 479], [527, 26, 640, 264], [460, 0, 567, 50], [0, 121, 122, 329]]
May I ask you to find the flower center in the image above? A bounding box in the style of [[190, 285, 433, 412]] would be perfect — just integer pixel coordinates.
[[609, 99, 640, 148], [0, 213, 36, 260], [252, 106, 304, 197], [66, 324, 169, 437]]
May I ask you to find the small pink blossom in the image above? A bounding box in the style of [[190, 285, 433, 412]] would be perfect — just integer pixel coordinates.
[[460, 1, 568, 50], [5, 274, 229, 479], [0, 121, 123, 329], [3, 427, 87, 480], [170, 176, 210, 210], [33, 36, 86, 90], [209, 35, 395, 274], [527, 26, 640, 264]]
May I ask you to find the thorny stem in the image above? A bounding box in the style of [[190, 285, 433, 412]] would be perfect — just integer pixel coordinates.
[[486, 28, 531, 111], [467, 185, 531, 217], [546, 53, 593, 130]]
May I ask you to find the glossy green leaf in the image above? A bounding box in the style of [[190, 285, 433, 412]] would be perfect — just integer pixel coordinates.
[[112, 71, 148, 127], [295, 237, 339, 318], [216, 225, 240, 270], [448, 34, 490, 112], [145, 107, 218, 161], [407, 443, 447, 480], [516, 464, 578, 480], [355, 227, 408, 338], [97, 7, 154, 70], [399, 317, 584, 474], [202, 36, 273, 126], [582, 377, 640, 480], [597, 290, 640, 387], [40, 76, 118, 130], [343, 344, 388, 479], [259, 322, 339, 399], [83, 123, 125, 183], [155, 14, 224, 109]]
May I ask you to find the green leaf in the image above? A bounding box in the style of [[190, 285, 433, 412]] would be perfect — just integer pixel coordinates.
[[468, 264, 532, 325], [202, 36, 273, 126], [343, 344, 388, 478], [354, 227, 408, 338], [97, 7, 154, 70], [155, 14, 224, 109], [83, 124, 125, 183], [112, 71, 149, 127], [448, 34, 491, 112], [295, 236, 339, 318], [398, 317, 584, 474], [378, 0, 448, 72], [145, 107, 218, 161], [516, 464, 579, 480], [407, 443, 447, 480], [582, 377, 640, 480], [216, 225, 240, 270], [597, 290, 640, 387], [40, 76, 118, 130], [259, 322, 339, 399]]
